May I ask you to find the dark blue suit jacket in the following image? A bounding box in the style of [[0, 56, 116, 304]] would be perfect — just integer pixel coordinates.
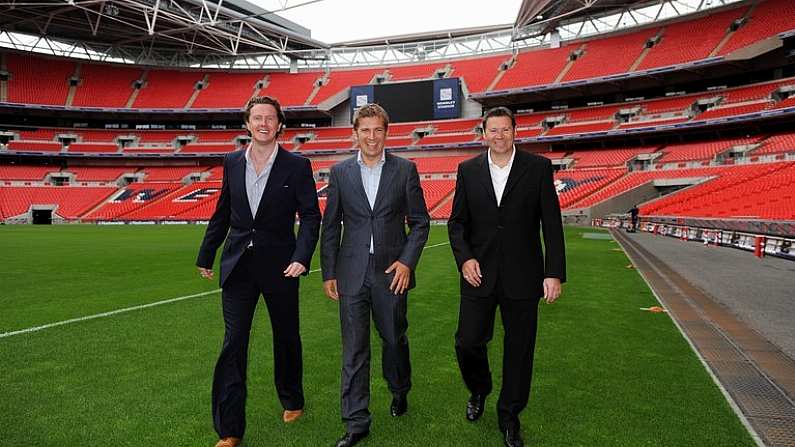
[[196, 147, 321, 290]]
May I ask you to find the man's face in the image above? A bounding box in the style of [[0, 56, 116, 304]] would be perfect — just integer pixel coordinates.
[[246, 103, 280, 146], [354, 116, 387, 160], [483, 115, 516, 156]]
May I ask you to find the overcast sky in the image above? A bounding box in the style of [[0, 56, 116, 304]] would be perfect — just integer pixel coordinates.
[[251, 0, 523, 43]]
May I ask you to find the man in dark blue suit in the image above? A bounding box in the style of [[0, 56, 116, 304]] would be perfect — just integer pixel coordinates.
[[196, 96, 321, 447]]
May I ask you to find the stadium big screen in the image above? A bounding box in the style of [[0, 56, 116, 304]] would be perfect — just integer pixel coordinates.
[[350, 78, 461, 123]]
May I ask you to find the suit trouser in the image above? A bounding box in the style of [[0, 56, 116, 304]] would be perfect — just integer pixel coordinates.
[[339, 254, 411, 433], [454, 280, 539, 431], [212, 250, 304, 439]]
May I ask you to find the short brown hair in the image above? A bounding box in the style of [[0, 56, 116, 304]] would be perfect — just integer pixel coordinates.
[[482, 106, 516, 130], [244, 96, 285, 127], [353, 103, 389, 130]]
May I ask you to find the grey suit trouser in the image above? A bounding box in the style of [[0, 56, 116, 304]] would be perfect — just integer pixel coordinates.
[[339, 254, 411, 433]]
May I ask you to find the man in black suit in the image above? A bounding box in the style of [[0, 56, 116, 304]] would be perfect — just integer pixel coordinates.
[[448, 106, 566, 447], [196, 96, 321, 447]]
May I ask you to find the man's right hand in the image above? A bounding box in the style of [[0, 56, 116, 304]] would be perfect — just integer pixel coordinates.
[[461, 258, 482, 287], [198, 267, 214, 280], [323, 279, 339, 301]]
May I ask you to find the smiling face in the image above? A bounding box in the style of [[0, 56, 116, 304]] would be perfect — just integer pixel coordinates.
[[246, 103, 280, 147], [483, 115, 516, 156], [354, 116, 387, 162]]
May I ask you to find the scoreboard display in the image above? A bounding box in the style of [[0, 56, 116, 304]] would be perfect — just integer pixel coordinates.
[[350, 78, 461, 123]]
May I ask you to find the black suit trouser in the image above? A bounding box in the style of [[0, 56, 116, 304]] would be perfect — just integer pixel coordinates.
[[212, 250, 303, 439], [455, 280, 539, 431]]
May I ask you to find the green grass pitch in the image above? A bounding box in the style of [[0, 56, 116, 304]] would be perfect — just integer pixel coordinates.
[[0, 225, 754, 446]]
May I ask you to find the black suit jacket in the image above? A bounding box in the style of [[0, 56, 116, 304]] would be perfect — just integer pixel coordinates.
[[196, 147, 321, 289], [448, 150, 566, 299]]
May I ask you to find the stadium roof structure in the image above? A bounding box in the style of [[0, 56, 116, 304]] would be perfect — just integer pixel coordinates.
[[0, 0, 743, 68]]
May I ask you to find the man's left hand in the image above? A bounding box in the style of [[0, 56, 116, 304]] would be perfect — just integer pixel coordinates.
[[543, 277, 562, 304], [385, 261, 411, 295], [283, 262, 307, 277]]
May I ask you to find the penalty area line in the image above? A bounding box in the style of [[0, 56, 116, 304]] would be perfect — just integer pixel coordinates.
[[0, 241, 450, 339]]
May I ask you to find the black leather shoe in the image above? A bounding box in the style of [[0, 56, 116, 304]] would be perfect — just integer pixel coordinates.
[[503, 426, 524, 447], [335, 430, 369, 447], [390, 395, 407, 417], [465, 394, 486, 421]]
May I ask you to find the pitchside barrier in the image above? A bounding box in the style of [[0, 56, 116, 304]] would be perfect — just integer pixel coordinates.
[[593, 216, 795, 261]]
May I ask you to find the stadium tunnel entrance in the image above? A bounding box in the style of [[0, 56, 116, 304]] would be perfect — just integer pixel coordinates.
[[31, 208, 53, 225]]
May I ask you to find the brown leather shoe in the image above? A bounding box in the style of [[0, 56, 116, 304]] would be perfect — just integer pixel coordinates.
[[214, 437, 241, 447], [282, 409, 304, 423]]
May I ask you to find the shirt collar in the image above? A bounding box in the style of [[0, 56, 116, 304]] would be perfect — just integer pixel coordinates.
[[356, 149, 386, 168], [488, 146, 516, 170], [245, 143, 279, 168]]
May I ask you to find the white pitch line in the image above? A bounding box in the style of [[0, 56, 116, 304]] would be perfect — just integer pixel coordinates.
[[0, 290, 221, 339], [0, 240, 450, 339]]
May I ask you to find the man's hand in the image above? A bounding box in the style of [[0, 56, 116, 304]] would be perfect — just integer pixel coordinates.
[[323, 279, 339, 301], [385, 261, 411, 295], [543, 277, 562, 304], [461, 258, 482, 287], [283, 262, 307, 278], [198, 267, 214, 280]]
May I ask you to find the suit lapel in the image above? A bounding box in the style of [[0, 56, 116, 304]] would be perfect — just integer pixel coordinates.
[[254, 147, 290, 222], [501, 150, 529, 204], [476, 152, 498, 205], [346, 156, 372, 212], [233, 150, 255, 223], [372, 155, 395, 213]]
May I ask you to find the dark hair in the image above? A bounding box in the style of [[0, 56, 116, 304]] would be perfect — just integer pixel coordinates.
[[353, 103, 390, 130], [244, 96, 285, 133], [481, 106, 516, 130]]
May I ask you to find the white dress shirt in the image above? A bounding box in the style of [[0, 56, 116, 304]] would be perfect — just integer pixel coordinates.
[[488, 146, 515, 207], [357, 150, 385, 254]]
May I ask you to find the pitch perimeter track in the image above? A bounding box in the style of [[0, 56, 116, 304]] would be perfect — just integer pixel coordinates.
[[612, 229, 795, 447]]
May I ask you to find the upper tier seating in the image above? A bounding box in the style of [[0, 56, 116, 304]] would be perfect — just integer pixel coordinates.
[[6, 53, 73, 106], [562, 28, 657, 81], [311, 68, 384, 105], [718, 0, 795, 55], [191, 72, 263, 109], [132, 70, 204, 108], [637, 7, 745, 70], [494, 46, 571, 91], [72, 64, 141, 108], [448, 54, 507, 93], [4, 1, 795, 110], [387, 62, 447, 81], [257, 72, 320, 106]]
